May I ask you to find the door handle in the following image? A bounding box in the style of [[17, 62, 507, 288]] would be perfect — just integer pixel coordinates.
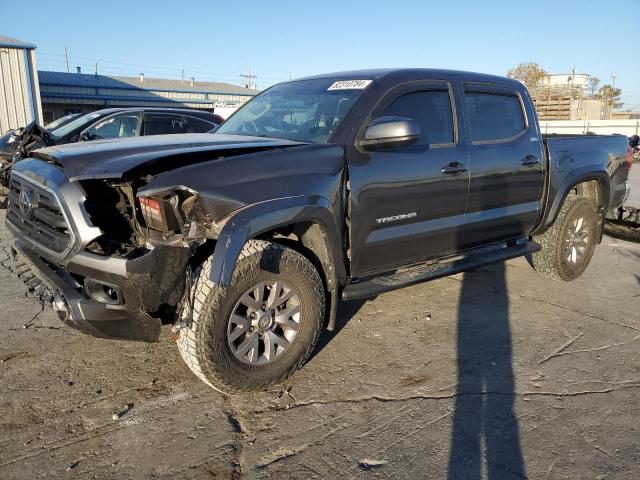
[[441, 163, 468, 175], [520, 155, 539, 165]]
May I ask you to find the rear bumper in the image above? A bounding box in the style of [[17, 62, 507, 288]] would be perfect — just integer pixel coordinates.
[[11, 240, 189, 342]]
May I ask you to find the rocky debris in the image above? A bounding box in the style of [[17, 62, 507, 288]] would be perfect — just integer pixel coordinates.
[[111, 403, 134, 421]]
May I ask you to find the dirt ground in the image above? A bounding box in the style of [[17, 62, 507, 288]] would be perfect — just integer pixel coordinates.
[[0, 213, 638, 480]]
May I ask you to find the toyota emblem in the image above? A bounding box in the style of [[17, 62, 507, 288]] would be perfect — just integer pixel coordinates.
[[19, 190, 33, 218]]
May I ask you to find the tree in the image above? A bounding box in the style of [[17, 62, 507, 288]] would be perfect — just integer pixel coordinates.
[[506, 62, 547, 88], [598, 84, 624, 110], [587, 77, 600, 98]]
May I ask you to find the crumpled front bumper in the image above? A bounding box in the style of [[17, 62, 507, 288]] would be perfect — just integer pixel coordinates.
[[11, 240, 190, 342]]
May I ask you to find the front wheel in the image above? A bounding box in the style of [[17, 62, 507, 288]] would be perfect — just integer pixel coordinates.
[[177, 240, 326, 393], [531, 195, 599, 281]]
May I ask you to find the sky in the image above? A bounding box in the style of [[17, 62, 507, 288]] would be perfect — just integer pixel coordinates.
[[1, 0, 639, 109]]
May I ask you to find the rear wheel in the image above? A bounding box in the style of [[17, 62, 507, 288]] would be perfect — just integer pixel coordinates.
[[177, 240, 326, 393], [531, 195, 599, 281]]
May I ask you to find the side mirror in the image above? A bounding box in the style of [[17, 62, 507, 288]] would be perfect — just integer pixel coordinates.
[[79, 131, 91, 142], [359, 116, 421, 151]]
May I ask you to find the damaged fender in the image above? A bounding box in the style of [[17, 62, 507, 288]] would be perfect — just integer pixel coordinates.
[[209, 195, 346, 291]]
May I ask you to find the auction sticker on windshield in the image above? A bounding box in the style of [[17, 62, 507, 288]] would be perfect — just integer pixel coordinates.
[[327, 80, 372, 90]]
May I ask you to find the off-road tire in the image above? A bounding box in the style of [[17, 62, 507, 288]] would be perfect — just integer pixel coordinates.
[[177, 240, 325, 393], [531, 195, 598, 281]]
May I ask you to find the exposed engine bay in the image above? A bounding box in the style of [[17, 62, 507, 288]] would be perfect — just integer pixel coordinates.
[[79, 178, 212, 259]]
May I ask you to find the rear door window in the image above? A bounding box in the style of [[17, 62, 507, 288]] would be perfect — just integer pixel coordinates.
[[378, 90, 454, 146], [143, 114, 189, 136], [464, 90, 525, 142], [183, 116, 216, 133]]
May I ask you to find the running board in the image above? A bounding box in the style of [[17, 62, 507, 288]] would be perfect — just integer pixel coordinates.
[[341, 240, 541, 301]]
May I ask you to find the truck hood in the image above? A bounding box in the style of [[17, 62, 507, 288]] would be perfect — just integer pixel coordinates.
[[30, 133, 307, 181]]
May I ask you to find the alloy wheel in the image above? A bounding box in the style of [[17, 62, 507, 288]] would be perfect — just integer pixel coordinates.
[[563, 216, 590, 266], [226, 281, 301, 365]]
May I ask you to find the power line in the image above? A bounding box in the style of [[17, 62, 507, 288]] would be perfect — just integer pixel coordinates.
[[38, 51, 288, 83], [36, 59, 269, 87], [38, 54, 239, 81], [240, 65, 257, 90]]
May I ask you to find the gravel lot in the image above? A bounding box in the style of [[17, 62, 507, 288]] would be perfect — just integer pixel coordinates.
[[0, 211, 638, 479]]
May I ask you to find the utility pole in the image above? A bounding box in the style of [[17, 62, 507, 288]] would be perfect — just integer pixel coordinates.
[[608, 72, 617, 119], [181, 69, 185, 84], [241, 65, 257, 90], [570, 67, 578, 119], [571, 67, 575, 91], [94, 63, 98, 75], [64, 45, 69, 73]]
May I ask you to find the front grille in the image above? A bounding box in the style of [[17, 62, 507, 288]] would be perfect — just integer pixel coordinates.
[[6, 173, 74, 258]]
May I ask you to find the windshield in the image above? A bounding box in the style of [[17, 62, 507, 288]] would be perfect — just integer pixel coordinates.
[[216, 78, 370, 143], [44, 114, 79, 132], [51, 112, 102, 140]]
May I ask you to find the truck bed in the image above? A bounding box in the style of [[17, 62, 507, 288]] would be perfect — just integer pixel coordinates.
[[536, 133, 629, 232]]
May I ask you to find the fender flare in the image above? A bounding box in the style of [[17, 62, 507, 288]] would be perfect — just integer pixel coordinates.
[[208, 195, 346, 290], [534, 167, 610, 235]]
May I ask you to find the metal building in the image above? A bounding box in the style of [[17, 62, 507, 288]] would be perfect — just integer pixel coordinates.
[[38, 71, 257, 122], [0, 35, 43, 133]]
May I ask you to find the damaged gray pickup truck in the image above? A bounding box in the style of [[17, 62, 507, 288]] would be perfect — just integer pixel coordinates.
[[6, 69, 629, 393]]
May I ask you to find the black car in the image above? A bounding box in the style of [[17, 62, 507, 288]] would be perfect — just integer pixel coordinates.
[[0, 114, 80, 162], [49, 107, 222, 144], [44, 113, 82, 132], [0, 107, 222, 171]]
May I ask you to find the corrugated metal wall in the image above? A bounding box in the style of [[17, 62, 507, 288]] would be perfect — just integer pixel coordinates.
[[0, 46, 41, 133]]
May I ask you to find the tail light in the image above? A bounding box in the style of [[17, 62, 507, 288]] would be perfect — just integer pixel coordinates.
[[627, 148, 633, 170]]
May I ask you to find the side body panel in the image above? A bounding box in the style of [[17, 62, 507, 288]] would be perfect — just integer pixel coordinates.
[[462, 83, 545, 247], [346, 79, 470, 276], [342, 70, 544, 278]]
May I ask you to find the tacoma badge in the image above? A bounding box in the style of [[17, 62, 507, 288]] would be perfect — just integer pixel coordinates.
[[376, 212, 417, 224]]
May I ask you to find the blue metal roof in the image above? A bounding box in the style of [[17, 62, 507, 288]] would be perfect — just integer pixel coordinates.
[[40, 92, 221, 106], [38, 71, 256, 97]]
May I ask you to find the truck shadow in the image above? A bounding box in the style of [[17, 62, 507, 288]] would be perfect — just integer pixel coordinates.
[[310, 298, 366, 363], [447, 262, 527, 479]]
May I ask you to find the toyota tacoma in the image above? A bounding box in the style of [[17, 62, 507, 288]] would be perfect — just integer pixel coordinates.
[[6, 69, 629, 393]]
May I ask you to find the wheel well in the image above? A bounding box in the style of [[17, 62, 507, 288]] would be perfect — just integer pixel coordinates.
[[191, 239, 216, 270], [573, 179, 603, 208], [255, 222, 335, 292]]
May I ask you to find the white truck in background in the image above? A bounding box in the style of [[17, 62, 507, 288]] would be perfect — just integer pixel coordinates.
[[605, 137, 639, 240]]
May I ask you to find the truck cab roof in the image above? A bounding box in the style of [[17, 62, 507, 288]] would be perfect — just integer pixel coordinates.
[[296, 68, 522, 88]]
